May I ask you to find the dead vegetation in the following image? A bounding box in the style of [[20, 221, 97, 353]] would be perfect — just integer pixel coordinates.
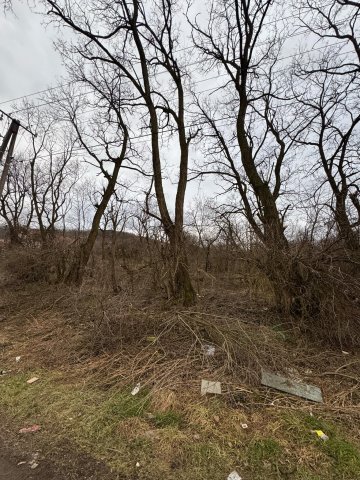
[[0, 237, 359, 479], [1, 0, 360, 477], [1, 240, 359, 402]]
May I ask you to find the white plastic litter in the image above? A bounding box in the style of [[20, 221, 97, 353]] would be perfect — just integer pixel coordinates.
[[240, 423, 248, 429], [201, 379, 222, 395], [15, 356, 21, 362], [227, 471, 242, 480], [203, 344, 215, 356], [131, 383, 141, 396], [26, 377, 39, 385]]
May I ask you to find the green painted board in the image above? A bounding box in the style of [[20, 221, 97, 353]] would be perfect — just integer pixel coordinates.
[[261, 370, 323, 403]]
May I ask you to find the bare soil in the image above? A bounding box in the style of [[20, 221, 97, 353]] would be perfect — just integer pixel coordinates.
[[0, 420, 118, 480]]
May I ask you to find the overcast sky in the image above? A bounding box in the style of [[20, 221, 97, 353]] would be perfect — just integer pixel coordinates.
[[0, 0, 222, 214], [0, 0, 328, 230], [0, 0, 64, 107]]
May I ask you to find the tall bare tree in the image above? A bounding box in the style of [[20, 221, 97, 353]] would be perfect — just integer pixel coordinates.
[[52, 68, 132, 285], [45, 0, 198, 305], [189, 0, 306, 310], [292, 68, 360, 249], [294, 0, 360, 248], [189, 0, 295, 251]]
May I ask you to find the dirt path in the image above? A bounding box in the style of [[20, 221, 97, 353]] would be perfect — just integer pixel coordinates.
[[0, 444, 116, 480], [0, 456, 26, 480], [0, 422, 117, 480], [0, 456, 45, 480], [0, 447, 95, 480]]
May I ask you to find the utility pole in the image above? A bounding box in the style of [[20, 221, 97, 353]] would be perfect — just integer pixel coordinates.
[[0, 108, 34, 197], [0, 119, 20, 197]]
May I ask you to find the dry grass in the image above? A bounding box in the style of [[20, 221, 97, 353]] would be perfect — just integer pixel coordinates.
[[1, 275, 358, 416], [1, 242, 360, 478]]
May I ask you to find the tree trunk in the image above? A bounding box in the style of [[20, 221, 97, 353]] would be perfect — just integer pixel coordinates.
[[101, 229, 106, 262], [174, 260, 196, 306], [262, 248, 294, 314], [110, 228, 120, 294], [64, 225, 99, 285], [169, 228, 196, 306], [335, 195, 359, 250], [7, 224, 22, 246], [64, 160, 123, 285], [205, 244, 211, 272]]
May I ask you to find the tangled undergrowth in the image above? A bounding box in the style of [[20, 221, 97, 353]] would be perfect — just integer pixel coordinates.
[[0, 247, 359, 479]]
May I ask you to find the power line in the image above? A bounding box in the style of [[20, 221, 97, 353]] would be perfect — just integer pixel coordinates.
[[0, 108, 35, 136], [32, 116, 235, 162], [26, 55, 357, 163], [0, 2, 338, 108], [3, 43, 353, 162], [8, 38, 351, 118], [69, 46, 354, 119]]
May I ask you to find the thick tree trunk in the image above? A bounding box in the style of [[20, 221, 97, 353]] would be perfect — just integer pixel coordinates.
[[263, 248, 300, 315], [174, 261, 195, 306], [7, 225, 22, 245], [134, 29, 195, 305], [64, 234, 97, 285], [169, 229, 196, 306], [335, 196, 359, 250]]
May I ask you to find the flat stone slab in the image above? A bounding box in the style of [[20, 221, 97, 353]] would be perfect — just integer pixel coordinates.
[[261, 370, 323, 403]]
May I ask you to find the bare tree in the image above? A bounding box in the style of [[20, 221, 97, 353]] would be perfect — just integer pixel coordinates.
[[70, 179, 96, 237], [16, 105, 79, 244], [297, 0, 360, 76], [294, 0, 360, 248], [188, 0, 306, 310], [189, 0, 296, 251], [292, 68, 360, 249], [0, 157, 33, 244], [30, 136, 79, 244], [45, 0, 198, 305], [104, 192, 130, 293], [187, 199, 221, 272], [53, 70, 132, 285]]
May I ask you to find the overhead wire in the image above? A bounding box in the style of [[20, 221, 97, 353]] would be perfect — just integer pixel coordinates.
[[0, 3, 355, 163], [8, 41, 355, 161], [7, 38, 352, 118], [0, 4, 336, 107], [2, 0, 351, 115]]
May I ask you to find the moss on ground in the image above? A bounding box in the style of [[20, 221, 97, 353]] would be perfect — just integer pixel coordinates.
[[0, 371, 359, 479]]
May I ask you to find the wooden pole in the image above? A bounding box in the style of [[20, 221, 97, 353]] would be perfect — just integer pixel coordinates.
[[0, 120, 20, 197], [0, 123, 13, 164]]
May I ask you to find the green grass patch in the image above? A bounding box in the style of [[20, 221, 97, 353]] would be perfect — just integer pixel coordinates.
[[248, 437, 282, 463], [279, 410, 360, 479], [180, 441, 233, 479], [152, 410, 184, 428], [103, 390, 149, 420], [324, 437, 360, 477], [1, 372, 360, 479]]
